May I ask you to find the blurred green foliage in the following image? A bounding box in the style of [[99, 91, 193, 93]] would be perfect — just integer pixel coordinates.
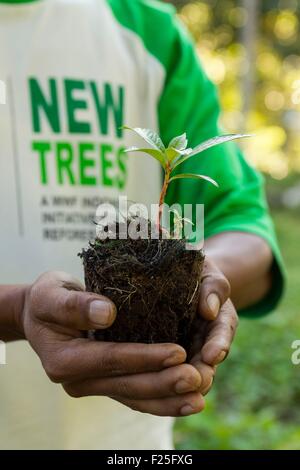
[[167, 0, 300, 450], [168, 0, 300, 179], [175, 205, 300, 450]]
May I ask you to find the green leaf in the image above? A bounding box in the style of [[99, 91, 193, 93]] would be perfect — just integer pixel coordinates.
[[173, 134, 251, 170], [168, 133, 188, 151], [181, 148, 193, 155], [124, 146, 166, 168], [123, 126, 165, 152], [169, 173, 219, 187], [171, 148, 193, 167], [165, 147, 182, 162], [189, 134, 251, 157]]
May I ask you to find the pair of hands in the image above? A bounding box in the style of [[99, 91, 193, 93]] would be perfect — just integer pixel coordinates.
[[20, 259, 238, 417]]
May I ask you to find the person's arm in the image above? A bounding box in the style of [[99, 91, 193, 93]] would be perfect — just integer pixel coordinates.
[[0, 285, 27, 342], [205, 232, 273, 310], [147, 6, 284, 395], [157, 8, 284, 316]]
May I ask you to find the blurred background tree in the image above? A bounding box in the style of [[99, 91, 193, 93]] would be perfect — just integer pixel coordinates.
[[163, 0, 300, 450], [167, 0, 300, 179]]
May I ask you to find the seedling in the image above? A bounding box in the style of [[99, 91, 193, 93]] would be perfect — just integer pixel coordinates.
[[123, 126, 250, 229], [81, 127, 251, 347]]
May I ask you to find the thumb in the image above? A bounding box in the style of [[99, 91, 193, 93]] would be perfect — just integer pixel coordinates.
[[34, 271, 117, 331], [198, 260, 231, 321]]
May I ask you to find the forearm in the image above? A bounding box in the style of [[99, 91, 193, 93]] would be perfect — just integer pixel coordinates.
[[205, 232, 273, 311], [0, 285, 27, 341]]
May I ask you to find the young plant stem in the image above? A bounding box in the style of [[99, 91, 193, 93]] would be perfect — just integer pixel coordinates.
[[157, 162, 171, 233]]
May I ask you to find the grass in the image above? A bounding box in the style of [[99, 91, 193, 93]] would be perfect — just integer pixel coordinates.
[[174, 208, 300, 450]]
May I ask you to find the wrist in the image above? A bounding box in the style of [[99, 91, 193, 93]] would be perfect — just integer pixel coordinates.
[[13, 284, 30, 339], [0, 284, 30, 341]]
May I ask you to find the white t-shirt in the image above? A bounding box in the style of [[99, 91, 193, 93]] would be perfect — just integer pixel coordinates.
[[0, 0, 285, 452], [0, 0, 174, 450]]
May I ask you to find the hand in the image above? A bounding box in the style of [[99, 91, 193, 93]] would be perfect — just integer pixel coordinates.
[[20, 271, 205, 417], [189, 258, 239, 395]]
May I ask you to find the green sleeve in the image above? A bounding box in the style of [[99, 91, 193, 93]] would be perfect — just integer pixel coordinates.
[[159, 12, 285, 317]]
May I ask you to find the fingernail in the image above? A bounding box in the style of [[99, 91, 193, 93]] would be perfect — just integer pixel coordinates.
[[180, 396, 205, 416], [89, 300, 114, 327], [175, 380, 198, 394], [180, 404, 195, 416], [216, 351, 226, 364], [207, 293, 220, 318], [163, 351, 186, 368]]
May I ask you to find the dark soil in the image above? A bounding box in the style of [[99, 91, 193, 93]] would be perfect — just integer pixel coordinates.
[[80, 222, 205, 352]]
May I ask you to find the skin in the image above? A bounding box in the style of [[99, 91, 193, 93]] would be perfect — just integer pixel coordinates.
[[0, 231, 273, 417], [205, 231, 273, 310]]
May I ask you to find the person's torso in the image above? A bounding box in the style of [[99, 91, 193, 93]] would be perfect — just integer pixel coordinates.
[[0, 0, 174, 450], [0, 0, 164, 282]]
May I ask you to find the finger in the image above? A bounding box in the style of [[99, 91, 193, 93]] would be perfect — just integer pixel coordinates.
[[42, 337, 187, 383], [200, 299, 238, 366], [63, 363, 201, 400], [189, 359, 216, 395], [198, 260, 231, 320], [31, 271, 117, 331], [189, 317, 208, 358], [113, 392, 205, 417]]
